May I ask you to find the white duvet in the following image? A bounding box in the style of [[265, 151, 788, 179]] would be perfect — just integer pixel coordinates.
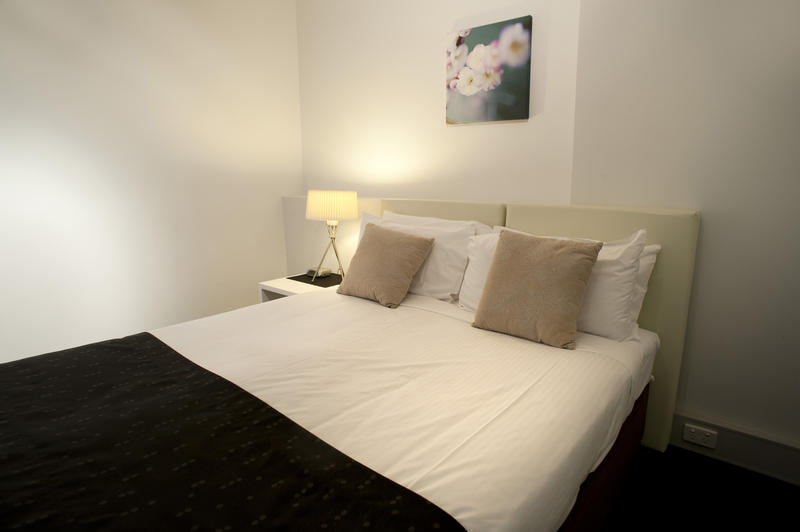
[[153, 289, 657, 532]]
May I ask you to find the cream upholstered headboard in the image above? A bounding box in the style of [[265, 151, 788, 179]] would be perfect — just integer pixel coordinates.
[[378, 199, 700, 452]]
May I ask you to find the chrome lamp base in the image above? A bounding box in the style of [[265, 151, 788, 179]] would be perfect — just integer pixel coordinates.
[[311, 221, 345, 283]]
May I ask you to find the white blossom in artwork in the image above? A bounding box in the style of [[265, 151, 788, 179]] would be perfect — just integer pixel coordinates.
[[446, 43, 469, 82], [456, 67, 482, 96], [464, 42, 503, 91], [466, 43, 501, 73], [498, 22, 530, 67], [478, 67, 503, 91], [484, 41, 502, 71]]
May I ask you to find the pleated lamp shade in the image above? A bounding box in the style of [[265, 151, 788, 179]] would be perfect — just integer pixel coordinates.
[[305, 190, 359, 222]]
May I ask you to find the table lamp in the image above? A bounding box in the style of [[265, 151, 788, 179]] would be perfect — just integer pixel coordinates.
[[305, 190, 359, 282]]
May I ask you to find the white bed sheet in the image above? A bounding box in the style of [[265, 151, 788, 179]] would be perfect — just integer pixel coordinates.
[[153, 290, 657, 532]]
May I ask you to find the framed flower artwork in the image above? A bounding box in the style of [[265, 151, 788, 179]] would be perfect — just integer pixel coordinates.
[[446, 15, 532, 124]]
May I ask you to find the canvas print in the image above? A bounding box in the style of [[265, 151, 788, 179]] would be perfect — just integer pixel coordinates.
[[446, 15, 532, 124]]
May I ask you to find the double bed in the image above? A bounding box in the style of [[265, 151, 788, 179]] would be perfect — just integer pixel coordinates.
[[0, 200, 700, 531]]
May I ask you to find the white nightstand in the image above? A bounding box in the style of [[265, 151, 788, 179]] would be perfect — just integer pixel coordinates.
[[258, 274, 342, 303]]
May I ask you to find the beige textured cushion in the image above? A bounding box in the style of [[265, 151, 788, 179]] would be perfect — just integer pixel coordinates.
[[473, 230, 603, 349], [337, 223, 434, 308]]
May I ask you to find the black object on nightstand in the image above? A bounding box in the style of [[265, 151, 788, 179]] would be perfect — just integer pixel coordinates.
[[287, 273, 342, 288]]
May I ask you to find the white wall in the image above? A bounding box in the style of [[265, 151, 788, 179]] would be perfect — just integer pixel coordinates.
[[0, 0, 303, 362], [571, 0, 800, 448], [295, 0, 580, 203]]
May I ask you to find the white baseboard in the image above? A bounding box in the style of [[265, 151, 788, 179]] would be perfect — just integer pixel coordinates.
[[670, 413, 800, 486]]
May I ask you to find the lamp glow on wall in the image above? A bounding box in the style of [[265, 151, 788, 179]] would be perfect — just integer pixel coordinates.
[[305, 190, 359, 282]]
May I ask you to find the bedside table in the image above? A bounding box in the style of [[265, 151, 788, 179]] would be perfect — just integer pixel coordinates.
[[258, 273, 342, 302]]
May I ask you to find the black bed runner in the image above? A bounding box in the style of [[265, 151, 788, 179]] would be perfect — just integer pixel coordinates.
[[0, 333, 464, 531]]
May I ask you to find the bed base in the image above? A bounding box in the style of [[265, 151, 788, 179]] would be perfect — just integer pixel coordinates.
[[559, 384, 650, 531]]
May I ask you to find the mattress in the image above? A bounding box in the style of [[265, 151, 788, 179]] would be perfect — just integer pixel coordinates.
[[153, 289, 658, 532]]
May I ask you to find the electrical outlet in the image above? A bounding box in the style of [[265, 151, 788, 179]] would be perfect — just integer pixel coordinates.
[[682, 422, 718, 449]]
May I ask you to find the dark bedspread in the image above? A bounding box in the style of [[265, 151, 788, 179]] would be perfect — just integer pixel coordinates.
[[0, 333, 464, 531]]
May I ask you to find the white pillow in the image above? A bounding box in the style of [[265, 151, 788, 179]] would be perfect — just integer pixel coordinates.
[[458, 233, 500, 312], [577, 229, 647, 341], [359, 212, 381, 239], [381, 221, 472, 301], [629, 244, 661, 323], [358, 213, 472, 301], [457, 228, 648, 341], [384, 211, 492, 235]]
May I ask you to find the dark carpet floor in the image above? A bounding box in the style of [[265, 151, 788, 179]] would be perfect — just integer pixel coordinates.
[[603, 445, 798, 531]]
